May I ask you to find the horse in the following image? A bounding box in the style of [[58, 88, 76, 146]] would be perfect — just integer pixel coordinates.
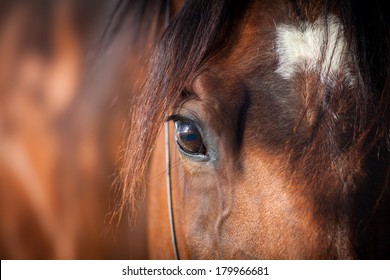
[[120, 0, 390, 259]]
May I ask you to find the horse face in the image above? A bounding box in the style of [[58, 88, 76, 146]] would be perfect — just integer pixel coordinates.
[[171, 80, 318, 259], [168, 1, 358, 259], [142, 0, 390, 260]]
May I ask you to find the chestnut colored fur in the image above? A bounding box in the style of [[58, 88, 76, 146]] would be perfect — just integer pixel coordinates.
[[122, 0, 390, 259]]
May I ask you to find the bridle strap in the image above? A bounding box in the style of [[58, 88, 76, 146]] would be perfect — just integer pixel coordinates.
[[164, 0, 180, 260], [165, 122, 179, 260]]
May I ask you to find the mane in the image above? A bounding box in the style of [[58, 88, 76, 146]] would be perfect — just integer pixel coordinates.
[[120, 0, 390, 252], [119, 0, 251, 220]]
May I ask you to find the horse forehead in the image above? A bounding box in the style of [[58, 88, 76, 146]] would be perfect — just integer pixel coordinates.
[[274, 15, 350, 83]]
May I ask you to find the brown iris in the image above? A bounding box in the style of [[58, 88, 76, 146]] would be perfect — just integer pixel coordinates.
[[174, 120, 206, 155]]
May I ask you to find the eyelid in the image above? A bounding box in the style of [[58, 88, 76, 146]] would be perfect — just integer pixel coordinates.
[[167, 114, 203, 133], [167, 114, 194, 123], [166, 114, 183, 122]]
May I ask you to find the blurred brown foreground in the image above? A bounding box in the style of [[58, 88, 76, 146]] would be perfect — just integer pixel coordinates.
[[0, 0, 149, 259]]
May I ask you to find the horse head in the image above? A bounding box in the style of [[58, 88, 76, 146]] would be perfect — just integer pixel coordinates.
[[123, 0, 390, 259]]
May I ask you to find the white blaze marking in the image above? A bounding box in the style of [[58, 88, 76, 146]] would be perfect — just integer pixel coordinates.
[[275, 15, 349, 84]]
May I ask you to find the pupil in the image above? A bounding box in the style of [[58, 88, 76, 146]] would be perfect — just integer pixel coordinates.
[[180, 132, 198, 141]]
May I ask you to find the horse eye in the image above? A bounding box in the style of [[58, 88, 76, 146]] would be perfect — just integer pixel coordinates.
[[174, 120, 207, 156]]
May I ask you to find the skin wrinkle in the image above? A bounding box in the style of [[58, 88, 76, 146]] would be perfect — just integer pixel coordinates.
[[181, 76, 229, 259], [173, 105, 221, 259], [214, 160, 235, 259], [186, 72, 246, 258]]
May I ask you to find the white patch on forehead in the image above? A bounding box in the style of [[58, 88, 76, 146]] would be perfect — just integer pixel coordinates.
[[275, 15, 350, 84]]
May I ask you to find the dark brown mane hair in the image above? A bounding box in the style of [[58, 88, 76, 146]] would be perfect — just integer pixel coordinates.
[[118, 0, 252, 220], [119, 0, 390, 257]]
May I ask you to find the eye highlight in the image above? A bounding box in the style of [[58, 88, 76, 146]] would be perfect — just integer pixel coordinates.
[[174, 120, 207, 158]]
